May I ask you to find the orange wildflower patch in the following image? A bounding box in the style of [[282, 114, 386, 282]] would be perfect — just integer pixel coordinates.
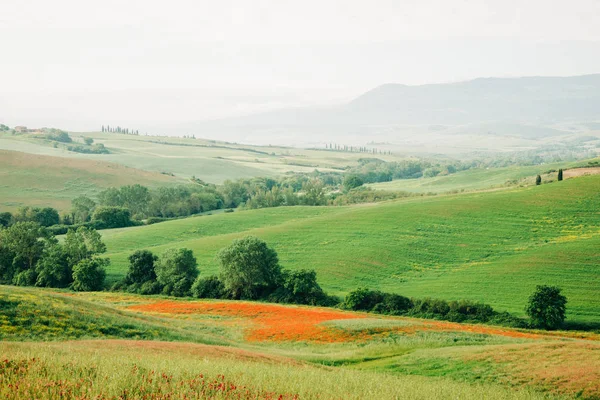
[[128, 301, 364, 343]]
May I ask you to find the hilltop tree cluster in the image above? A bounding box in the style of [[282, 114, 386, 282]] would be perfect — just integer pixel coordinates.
[[324, 143, 393, 155], [101, 125, 139, 135], [0, 223, 108, 291]]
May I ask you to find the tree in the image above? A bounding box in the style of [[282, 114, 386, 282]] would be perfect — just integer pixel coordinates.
[[72, 257, 107, 291], [191, 275, 225, 298], [343, 175, 364, 192], [301, 179, 326, 206], [63, 226, 106, 267], [0, 222, 51, 283], [155, 248, 198, 296], [558, 169, 563, 181], [33, 207, 60, 227], [35, 244, 72, 288], [525, 285, 567, 329], [71, 196, 96, 223], [92, 206, 132, 228], [125, 250, 157, 285], [0, 212, 12, 227], [276, 269, 327, 305], [535, 175, 542, 185], [83, 137, 94, 145], [218, 236, 282, 299]]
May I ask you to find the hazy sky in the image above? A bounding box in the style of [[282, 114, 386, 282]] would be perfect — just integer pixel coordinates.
[[2, 0, 600, 131]]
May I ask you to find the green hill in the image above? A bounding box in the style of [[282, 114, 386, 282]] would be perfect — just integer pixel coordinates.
[[0, 149, 181, 211], [101, 175, 600, 325]]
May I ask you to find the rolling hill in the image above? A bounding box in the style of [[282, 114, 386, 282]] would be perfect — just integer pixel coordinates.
[[0, 149, 181, 211], [100, 174, 600, 325]]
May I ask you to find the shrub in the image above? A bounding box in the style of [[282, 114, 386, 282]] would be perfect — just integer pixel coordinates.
[[525, 285, 567, 329], [13, 269, 37, 286], [155, 248, 198, 297], [271, 269, 329, 305], [191, 275, 225, 298], [344, 288, 385, 311], [92, 206, 132, 229], [72, 258, 108, 291]]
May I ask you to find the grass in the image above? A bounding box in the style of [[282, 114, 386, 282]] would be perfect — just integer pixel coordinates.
[[101, 175, 600, 324], [0, 149, 180, 211], [0, 131, 404, 185], [0, 286, 581, 399], [367, 159, 596, 194]]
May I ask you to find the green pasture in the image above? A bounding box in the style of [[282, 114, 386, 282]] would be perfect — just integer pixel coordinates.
[[101, 175, 600, 324]]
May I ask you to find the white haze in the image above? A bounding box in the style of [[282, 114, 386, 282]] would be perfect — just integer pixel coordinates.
[[1, 0, 600, 136]]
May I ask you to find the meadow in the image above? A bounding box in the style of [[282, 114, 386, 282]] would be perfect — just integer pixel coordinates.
[[0, 149, 180, 211], [100, 174, 600, 325], [3, 285, 598, 399]]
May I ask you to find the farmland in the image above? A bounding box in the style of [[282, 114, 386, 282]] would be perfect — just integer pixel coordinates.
[[99, 174, 600, 325]]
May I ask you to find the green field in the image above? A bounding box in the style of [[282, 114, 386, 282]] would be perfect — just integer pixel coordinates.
[[367, 160, 596, 194], [0, 150, 181, 211], [3, 285, 597, 399], [100, 174, 600, 325], [0, 131, 402, 184]]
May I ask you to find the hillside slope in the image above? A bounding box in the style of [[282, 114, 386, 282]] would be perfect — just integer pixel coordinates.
[[101, 175, 600, 324], [0, 149, 180, 211]]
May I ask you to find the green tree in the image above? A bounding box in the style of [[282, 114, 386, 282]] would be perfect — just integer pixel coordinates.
[[155, 248, 198, 296], [343, 175, 364, 192], [72, 257, 108, 291], [0, 212, 12, 227], [125, 250, 157, 285], [71, 196, 96, 223], [0, 222, 51, 283], [558, 169, 563, 181], [92, 206, 132, 228], [35, 244, 72, 288], [535, 175, 542, 185], [277, 269, 327, 305], [525, 285, 567, 329], [33, 207, 60, 227], [63, 226, 106, 267], [218, 236, 282, 299], [191, 275, 225, 298], [301, 179, 326, 206], [83, 137, 94, 145]]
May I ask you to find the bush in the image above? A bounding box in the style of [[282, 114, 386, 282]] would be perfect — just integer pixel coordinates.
[[92, 206, 132, 229], [155, 248, 199, 297], [72, 258, 107, 291], [270, 269, 329, 305], [191, 275, 225, 298], [13, 269, 37, 286], [525, 285, 567, 329], [344, 288, 385, 311], [139, 280, 163, 295]]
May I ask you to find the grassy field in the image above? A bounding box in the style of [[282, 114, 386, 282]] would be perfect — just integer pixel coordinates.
[[100, 174, 600, 325], [3, 285, 598, 399], [0, 131, 404, 184], [0, 150, 181, 211], [367, 159, 599, 194]]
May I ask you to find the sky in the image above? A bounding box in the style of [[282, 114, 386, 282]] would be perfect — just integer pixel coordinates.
[[1, 0, 600, 131]]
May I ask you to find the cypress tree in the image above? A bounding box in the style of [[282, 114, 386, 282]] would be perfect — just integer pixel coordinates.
[[558, 169, 563, 181], [535, 175, 542, 185]]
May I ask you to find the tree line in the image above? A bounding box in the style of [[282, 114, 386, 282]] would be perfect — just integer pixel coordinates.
[[101, 125, 139, 135], [116, 236, 569, 330]]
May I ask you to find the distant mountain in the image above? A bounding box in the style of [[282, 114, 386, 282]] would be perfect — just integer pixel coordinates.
[[181, 74, 600, 145]]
